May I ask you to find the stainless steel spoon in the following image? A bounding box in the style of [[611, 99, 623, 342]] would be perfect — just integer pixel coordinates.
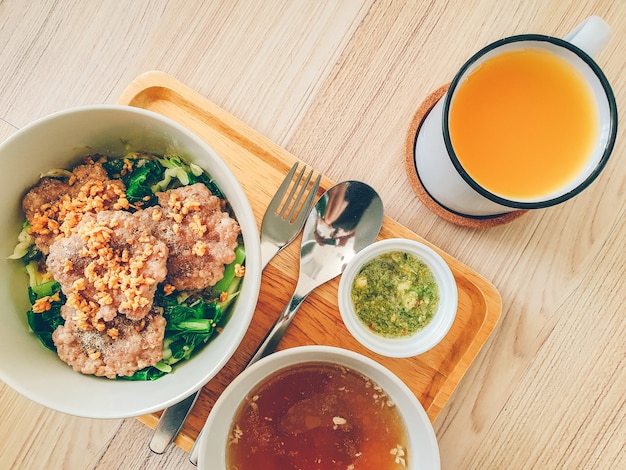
[[189, 180, 384, 465]]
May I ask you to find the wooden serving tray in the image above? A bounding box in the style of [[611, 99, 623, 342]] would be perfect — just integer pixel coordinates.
[[118, 71, 502, 452]]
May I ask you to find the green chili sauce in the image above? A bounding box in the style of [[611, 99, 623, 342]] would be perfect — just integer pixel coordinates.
[[350, 251, 439, 338]]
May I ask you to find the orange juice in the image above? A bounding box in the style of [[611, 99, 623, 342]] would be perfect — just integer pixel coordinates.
[[448, 47, 599, 200]]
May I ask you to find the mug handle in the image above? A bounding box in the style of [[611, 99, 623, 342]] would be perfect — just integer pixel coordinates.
[[564, 15, 611, 58]]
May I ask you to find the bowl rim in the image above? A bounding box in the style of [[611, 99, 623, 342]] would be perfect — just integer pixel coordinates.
[[0, 104, 262, 418], [197, 345, 441, 470], [338, 238, 458, 357]]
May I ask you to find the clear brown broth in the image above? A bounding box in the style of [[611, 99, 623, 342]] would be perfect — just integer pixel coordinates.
[[226, 362, 409, 469]]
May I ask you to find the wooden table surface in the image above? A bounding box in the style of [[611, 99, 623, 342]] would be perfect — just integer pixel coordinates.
[[1, 1, 624, 469]]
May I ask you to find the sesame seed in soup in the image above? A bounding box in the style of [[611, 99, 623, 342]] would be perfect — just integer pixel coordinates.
[[227, 362, 409, 469]]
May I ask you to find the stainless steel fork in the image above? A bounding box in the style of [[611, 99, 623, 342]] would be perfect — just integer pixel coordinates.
[[259, 162, 322, 269], [148, 162, 320, 457]]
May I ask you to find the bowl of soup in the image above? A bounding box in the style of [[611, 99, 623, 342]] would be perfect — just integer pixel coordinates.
[[197, 345, 440, 469], [338, 238, 457, 357], [0, 105, 262, 418]]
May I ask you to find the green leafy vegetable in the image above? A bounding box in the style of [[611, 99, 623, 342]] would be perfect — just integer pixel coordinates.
[[125, 160, 164, 205], [117, 366, 168, 381], [102, 154, 224, 204], [150, 156, 223, 197], [212, 245, 246, 294], [8, 222, 41, 263], [26, 280, 64, 351], [28, 279, 61, 303], [103, 156, 165, 205]]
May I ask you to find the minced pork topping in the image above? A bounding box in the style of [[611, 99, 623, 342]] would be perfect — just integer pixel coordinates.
[[21, 160, 240, 378], [22, 161, 129, 254]]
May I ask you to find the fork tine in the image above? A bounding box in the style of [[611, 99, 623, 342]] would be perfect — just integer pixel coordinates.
[[284, 167, 314, 221], [278, 164, 307, 219], [292, 172, 321, 226], [266, 162, 299, 214]]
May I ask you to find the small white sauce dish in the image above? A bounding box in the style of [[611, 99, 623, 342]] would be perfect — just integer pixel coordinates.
[[338, 238, 458, 357]]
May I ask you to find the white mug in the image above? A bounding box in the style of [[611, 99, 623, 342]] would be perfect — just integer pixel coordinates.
[[413, 16, 617, 218]]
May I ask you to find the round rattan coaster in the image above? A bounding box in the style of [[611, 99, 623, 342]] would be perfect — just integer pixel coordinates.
[[404, 84, 527, 228]]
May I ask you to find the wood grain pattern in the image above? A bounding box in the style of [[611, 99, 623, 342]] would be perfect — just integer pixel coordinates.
[[118, 71, 502, 450], [0, 1, 624, 469]]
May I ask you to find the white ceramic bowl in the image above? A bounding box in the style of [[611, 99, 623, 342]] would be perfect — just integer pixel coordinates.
[[197, 345, 440, 470], [338, 238, 457, 357], [0, 105, 261, 418]]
